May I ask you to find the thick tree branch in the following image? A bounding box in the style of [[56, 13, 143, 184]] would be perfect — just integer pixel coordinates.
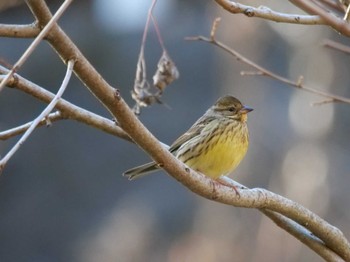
[[0, 0, 73, 93], [290, 0, 350, 36], [26, 0, 121, 118], [219, 177, 343, 261], [214, 0, 326, 25], [263, 209, 344, 261], [214, 0, 350, 36]]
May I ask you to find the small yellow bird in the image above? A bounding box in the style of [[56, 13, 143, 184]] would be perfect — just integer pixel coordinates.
[[123, 95, 252, 182]]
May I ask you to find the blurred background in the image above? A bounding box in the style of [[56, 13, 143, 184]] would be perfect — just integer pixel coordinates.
[[0, 1, 349, 261]]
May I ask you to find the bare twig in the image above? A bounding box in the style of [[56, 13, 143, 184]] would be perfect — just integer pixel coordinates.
[[214, 0, 326, 25], [345, 4, 350, 21], [0, 60, 74, 173], [0, 65, 131, 142], [290, 0, 350, 36], [219, 176, 345, 261], [214, 0, 350, 36], [0, 0, 73, 93], [140, 0, 158, 54], [323, 39, 350, 54], [319, 0, 345, 12], [262, 210, 344, 261], [0, 111, 64, 140], [311, 98, 335, 106], [185, 19, 350, 105], [210, 17, 221, 40], [151, 14, 166, 51]]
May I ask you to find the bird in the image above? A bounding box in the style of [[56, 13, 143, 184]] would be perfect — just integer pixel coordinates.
[[123, 95, 253, 184]]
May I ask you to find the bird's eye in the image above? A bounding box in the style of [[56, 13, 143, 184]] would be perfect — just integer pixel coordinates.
[[228, 107, 235, 112]]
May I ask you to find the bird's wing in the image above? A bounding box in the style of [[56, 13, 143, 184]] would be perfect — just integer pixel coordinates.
[[169, 116, 215, 153]]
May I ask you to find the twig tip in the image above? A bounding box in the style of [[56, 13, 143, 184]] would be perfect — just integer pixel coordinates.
[[210, 17, 222, 40]]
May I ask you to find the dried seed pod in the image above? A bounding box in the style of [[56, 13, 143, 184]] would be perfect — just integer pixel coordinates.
[[153, 51, 179, 91]]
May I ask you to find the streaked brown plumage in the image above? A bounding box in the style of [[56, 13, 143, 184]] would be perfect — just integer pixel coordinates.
[[123, 95, 253, 180]]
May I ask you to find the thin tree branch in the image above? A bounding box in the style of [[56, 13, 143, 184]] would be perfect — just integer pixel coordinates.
[[319, 0, 345, 12], [290, 0, 350, 36], [323, 39, 350, 54], [0, 111, 64, 140], [0, 0, 73, 93], [0, 65, 131, 142], [263, 210, 344, 262], [219, 177, 344, 261], [0, 23, 40, 38], [214, 0, 326, 25], [0, 60, 74, 172], [185, 22, 350, 105], [214, 0, 350, 36], [345, 4, 350, 21]]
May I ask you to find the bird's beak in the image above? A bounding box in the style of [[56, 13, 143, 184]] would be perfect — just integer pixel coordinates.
[[240, 105, 253, 114]]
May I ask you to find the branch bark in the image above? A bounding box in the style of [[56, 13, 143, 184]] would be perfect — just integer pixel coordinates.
[[0, 64, 131, 142], [185, 31, 350, 105], [0, 23, 40, 38], [0, 111, 64, 140], [0, 60, 74, 172], [214, 0, 350, 36], [214, 0, 326, 24], [0, 0, 73, 93]]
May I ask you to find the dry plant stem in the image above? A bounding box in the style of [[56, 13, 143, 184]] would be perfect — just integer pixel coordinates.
[[141, 0, 158, 52], [0, 60, 74, 172], [186, 35, 350, 105], [323, 39, 350, 54], [290, 0, 350, 36], [0, 66, 131, 142], [0, 111, 63, 140], [23, 1, 350, 260], [151, 14, 166, 51], [0, 23, 40, 38], [214, 0, 326, 25], [0, 0, 73, 93]]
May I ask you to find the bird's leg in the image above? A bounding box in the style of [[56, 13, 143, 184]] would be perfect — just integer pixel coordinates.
[[216, 177, 241, 197]]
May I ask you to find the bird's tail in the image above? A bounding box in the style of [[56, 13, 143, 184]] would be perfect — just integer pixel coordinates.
[[123, 162, 159, 180]]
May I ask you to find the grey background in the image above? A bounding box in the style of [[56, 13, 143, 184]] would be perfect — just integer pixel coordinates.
[[0, 1, 349, 261]]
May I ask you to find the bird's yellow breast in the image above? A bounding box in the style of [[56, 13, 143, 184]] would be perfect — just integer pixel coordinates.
[[177, 123, 249, 179]]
